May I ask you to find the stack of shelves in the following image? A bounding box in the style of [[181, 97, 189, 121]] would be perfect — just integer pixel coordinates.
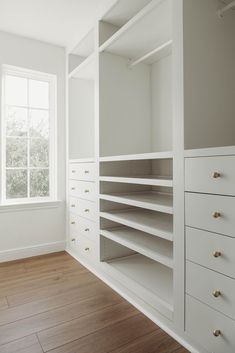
[[99, 153, 174, 320]]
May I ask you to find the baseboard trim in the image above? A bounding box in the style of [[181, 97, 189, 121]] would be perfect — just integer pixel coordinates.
[[0, 241, 66, 262]]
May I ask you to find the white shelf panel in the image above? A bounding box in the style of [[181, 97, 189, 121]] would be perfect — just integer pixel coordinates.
[[107, 253, 173, 319], [99, 151, 173, 162], [129, 39, 172, 67], [100, 192, 173, 214], [184, 145, 235, 158], [102, 0, 152, 27], [69, 158, 95, 164], [101, 227, 173, 268], [100, 209, 173, 241], [69, 53, 95, 80], [100, 175, 173, 187], [100, 0, 172, 62]]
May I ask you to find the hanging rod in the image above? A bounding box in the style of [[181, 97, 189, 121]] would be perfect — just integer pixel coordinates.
[[128, 40, 173, 68], [217, 0, 235, 18]]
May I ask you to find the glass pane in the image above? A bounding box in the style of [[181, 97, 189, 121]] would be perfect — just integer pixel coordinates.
[[6, 138, 27, 168], [30, 169, 49, 197], [29, 79, 49, 109], [6, 169, 27, 199], [30, 138, 49, 167], [6, 106, 28, 137], [29, 109, 49, 138], [5, 75, 27, 107]]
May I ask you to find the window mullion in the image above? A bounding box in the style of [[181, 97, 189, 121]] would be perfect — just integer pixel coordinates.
[[27, 78, 30, 199]]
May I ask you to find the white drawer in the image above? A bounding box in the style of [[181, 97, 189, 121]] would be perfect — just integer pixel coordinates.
[[186, 295, 235, 353], [78, 235, 97, 262], [69, 163, 95, 181], [69, 198, 97, 221], [69, 214, 97, 242], [186, 227, 235, 279], [69, 213, 78, 240], [185, 156, 235, 196], [69, 180, 96, 201], [186, 261, 235, 321], [77, 199, 97, 221], [185, 193, 235, 237]]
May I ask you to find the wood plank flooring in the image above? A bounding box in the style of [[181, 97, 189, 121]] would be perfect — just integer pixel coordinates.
[[0, 252, 190, 353]]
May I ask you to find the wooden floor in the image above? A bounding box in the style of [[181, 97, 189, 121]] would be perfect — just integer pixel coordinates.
[[0, 252, 189, 353]]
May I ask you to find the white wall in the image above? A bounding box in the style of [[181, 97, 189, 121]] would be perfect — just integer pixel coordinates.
[[0, 31, 66, 261]]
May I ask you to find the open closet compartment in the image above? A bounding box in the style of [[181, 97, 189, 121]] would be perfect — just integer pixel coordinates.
[[68, 29, 96, 161], [99, 154, 174, 320], [99, 0, 173, 158]]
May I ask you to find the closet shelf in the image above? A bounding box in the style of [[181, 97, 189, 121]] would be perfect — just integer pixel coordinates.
[[100, 209, 173, 241], [106, 253, 173, 320], [101, 226, 173, 268], [99, 0, 172, 61], [69, 53, 95, 80], [129, 39, 173, 68], [99, 191, 173, 214], [100, 151, 173, 162], [99, 175, 173, 187]]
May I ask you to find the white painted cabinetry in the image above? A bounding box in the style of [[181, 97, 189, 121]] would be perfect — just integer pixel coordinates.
[[185, 148, 235, 353], [66, 1, 235, 352]]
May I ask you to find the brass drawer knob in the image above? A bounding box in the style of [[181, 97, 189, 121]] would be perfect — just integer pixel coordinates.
[[71, 204, 75, 208], [71, 187, 75, 190], [72, 170, 76, 174], [85, 228, 90, 232], [71, 238, 76, 242], [84, 209, 90, 212], [213, 212, 221, 219], [84, 170, 89, 174], [213, 330, 221, 337], [213, 251, 222, 258], [213, 290, 221, 298], [84, 190, 90, 193], [71, 221, 75, 225], [213, 172, 221, 179], [85, 247, 90, 251]]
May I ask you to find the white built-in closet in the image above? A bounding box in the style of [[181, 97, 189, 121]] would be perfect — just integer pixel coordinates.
[[66, 1, 235, 352]]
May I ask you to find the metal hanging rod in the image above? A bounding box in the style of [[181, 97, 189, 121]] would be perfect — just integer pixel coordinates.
[[217, 0, 235, 18]]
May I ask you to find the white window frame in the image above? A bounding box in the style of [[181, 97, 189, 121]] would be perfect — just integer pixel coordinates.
[[1, 65, 57, 205]]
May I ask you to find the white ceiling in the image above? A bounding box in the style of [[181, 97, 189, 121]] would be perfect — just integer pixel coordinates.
[[0, 0, 118, 49]]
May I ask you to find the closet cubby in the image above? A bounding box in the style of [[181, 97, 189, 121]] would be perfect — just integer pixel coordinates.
[[100, 200, 173, 241], [100, 236, 173, 320], [99, 0, 172, 157]]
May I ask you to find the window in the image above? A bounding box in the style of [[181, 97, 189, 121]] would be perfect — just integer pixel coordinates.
[[1, 65, 57, 204]]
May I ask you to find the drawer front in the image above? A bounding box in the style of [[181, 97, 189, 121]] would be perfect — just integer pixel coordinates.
[[69, 198, 97, 221], [186, 227, 235, 279], [185, 156, 235, 196], [186, 261, 235, 320], [70, 213, 78, 239], [186, 295, 235, 353], [69, 163, 95, 181], [77, 199, 97, 221], [69, 180, 96, 201], [78, 235, 97, 261], [69, 197, 78, 214], [69, 214, 97, 242], [185, 193, 235, 237]]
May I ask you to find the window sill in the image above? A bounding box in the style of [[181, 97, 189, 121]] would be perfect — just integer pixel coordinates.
[[0, 200, 63, 213]]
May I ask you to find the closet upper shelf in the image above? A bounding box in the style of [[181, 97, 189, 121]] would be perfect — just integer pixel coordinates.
[[69, 53, 95, 80], [99, 0, 172, 64]]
